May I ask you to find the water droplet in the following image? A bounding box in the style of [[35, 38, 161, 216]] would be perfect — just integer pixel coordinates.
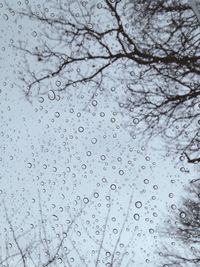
[[83, 197, 89, 204], [92, 100, 97, 106], [27, 162, 32, 168], [135, 201, 142, 209], [119, 170, 124, 175], [54, 112, 60, 118], [38, 97, 44, 103], [110, 184, 116, 190], [48, 90, 56, 100], [133, 213, 140, 221], [91, 138, 97, 144], [180, 211, 186, 218], [78, 126, 84, 132], [3, 14, 8, 21]]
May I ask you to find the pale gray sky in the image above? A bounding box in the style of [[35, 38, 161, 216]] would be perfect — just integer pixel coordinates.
[[0, 1, 197, 266]]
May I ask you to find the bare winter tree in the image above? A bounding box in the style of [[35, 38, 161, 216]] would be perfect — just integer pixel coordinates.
[[159, 180, 200, 266], [8, 0, 200, 162], [0, 197, 87, 267], [0, 191, 136, 267]]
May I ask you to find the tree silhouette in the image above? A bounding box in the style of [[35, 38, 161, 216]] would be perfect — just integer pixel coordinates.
[[10, 0, 200, 162], [159, 180, 200, 266], [0, 191, 136, 267]]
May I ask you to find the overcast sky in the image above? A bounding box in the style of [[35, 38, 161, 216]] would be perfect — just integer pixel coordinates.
[[0, 1, 198, 266]]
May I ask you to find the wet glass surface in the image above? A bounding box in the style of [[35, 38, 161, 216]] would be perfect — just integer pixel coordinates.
[[0, 1, 200, 266]]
